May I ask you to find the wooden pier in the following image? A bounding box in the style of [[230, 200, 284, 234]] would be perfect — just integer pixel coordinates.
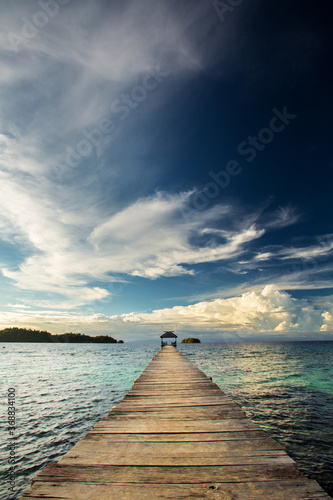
[[21, 346, 330, 499]]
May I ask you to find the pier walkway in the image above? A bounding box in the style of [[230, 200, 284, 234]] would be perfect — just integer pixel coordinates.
[[21, 346, 330, 499]]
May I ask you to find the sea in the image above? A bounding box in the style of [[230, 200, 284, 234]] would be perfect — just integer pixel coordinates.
[[1, 340, 332, 499]]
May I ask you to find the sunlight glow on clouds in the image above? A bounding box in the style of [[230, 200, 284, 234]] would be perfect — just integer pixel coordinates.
[[0, 286, 331, 340], [120, 285, 320, 333]]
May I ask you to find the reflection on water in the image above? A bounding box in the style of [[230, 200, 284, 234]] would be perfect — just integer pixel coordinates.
[[179, 341, 333, 496]]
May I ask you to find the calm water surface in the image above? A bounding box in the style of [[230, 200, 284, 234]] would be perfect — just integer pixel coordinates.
[[1, 341, 332, 499]]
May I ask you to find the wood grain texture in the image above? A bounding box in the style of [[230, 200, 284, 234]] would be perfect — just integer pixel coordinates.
[[20, 345, 331, 499], [21, 481, 331, 500]]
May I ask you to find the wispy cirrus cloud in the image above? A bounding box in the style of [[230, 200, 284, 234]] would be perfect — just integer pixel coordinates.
[[0, 0, 217, 142], [227, 231, 333, 283], [0, 188, 268, 305], [263, 205, 301, 229], [279, 235, 333, 261], [90, 193, 265, 279]]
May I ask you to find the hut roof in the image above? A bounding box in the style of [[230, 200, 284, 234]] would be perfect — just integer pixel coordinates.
[[160, 331, 178, 339]]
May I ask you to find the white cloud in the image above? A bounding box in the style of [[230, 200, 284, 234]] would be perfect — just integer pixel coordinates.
[[280, 235, 333, 261], [0, 0, 216, 143], [6, 303, 31, 309], [1, 286, 332, 340], [90, 193, 264, 279], [254, 252, 273, 261], [320, 310, 333, 331], [322, 311, 332, 322], [108, 285, 326, 334], [0, 186, 266, 305], [134, 284, 331, 336], [264, 206, 300, 229], [225, 232, 333, 293]]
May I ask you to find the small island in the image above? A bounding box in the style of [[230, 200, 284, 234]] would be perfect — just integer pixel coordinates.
[[181, 337, 201, 343], [0, 328, 120, 343]]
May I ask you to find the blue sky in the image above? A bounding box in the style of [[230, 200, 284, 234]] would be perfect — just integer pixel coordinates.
[[0, 0, 332, 341]]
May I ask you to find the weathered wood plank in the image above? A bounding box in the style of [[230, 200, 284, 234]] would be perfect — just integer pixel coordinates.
[[33, 463, 304, 483], [78, 433, 285, 446], [118, 400, 237, 408], [58, 453, 293, 467], [121, 395, 231, 403], [126, 390, 225, 396], [82, 430, 273, 442], [21, 480, 331, 500], [91, 418, 259, 433], [58, 439, 286, 459], [105, 407, 246, 420]]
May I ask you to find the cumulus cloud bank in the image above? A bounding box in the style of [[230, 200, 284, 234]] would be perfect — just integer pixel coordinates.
[[1, 286, 332, 340], [115, 285, 332, 334]]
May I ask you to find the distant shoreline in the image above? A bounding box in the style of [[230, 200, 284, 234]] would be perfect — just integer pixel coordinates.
[[0, 328, 122, 343]]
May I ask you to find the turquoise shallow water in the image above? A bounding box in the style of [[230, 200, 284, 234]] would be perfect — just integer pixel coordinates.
[[1, 341, 332, 499]]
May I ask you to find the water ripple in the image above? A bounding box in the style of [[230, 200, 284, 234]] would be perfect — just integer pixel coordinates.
[[1, 341, 332, 499]]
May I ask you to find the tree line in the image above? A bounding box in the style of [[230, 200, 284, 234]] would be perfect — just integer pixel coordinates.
[[0, 328, 121, 343]]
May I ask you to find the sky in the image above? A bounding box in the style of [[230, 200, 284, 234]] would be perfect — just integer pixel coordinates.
[[0, 0, 332, 341]]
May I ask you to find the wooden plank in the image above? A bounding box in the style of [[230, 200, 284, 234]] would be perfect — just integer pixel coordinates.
[[19, 345, 331, 499], [115, 402, 241, 409], [58, 439, 286, 459], [131, 385, 217, 388], [121, 395, 231, 402], [105, 408, 246, 420], [118, 399, 237, 407], [21, 481, 331, 500], [82, 430, 274, 442], [58, 453, 293, 467], [33, 463, 304, 483], [91, 418, 259, 433], [126, 390, 225, 396]]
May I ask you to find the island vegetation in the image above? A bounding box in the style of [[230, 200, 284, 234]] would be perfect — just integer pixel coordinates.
[[0, 327, 120, 343], [181, 337, 201, 343]]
